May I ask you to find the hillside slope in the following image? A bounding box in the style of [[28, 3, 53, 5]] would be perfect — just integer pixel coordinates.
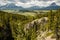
[[0, 10, 60, 40]]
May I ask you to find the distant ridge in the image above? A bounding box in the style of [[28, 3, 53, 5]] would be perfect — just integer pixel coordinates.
[[25, 2, 60, 10], [0, 3, 25, 10], [42, 2, 60, 10], [0, 2, 60, 10]]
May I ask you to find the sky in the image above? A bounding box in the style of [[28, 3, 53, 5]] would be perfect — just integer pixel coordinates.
[[0, 0, 60, 8]]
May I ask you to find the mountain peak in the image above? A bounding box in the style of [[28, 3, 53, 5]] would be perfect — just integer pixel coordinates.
[[50, 2, 57, 6]]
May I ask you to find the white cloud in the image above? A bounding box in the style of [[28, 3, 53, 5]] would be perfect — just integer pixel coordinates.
[[55, 0, 60, 5], [15, 0, 57, 8], [0, 0, 13, 6], [0, 0, 7, 6], [0, 0, 60, 8]]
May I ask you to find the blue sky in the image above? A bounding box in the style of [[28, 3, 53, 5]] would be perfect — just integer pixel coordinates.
[[0, 0, 60, 8]]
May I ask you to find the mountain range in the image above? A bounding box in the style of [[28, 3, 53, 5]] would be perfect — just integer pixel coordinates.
[[0, 2, 60, 10]]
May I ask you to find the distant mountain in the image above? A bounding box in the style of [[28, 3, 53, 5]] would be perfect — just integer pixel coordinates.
[[25, 6, 41, 10], [42, 2, 60, 10], [50, 2, 57, 6], [0, 3, 25, 10], [25, 2, 60, 10], [0, 2, 60, 10]]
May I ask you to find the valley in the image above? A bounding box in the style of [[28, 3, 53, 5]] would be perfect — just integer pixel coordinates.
[[0, 10, 60, 40]]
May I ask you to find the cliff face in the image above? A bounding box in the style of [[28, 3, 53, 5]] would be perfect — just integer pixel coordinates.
[[24, 17, 48, 32]]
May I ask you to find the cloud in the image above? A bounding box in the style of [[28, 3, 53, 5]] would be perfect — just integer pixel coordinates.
[[55, 0, 60, 5], [0, 0, 60, 8], [0, 0, 7, 6], [15, 0, 56, 8], [0, 0, 13, 6], [19, 0, 31, 3]]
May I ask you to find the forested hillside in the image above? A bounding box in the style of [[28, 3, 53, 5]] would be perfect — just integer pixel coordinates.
[[0, 10, 60, 40]]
